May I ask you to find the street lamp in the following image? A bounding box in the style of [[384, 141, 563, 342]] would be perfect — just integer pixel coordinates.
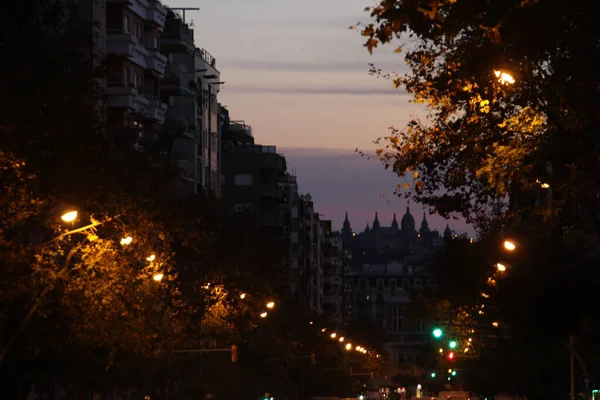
[[345, 343, 352, 351], [494, 70, 515, 85], [330, 333, 337, 339], [146, 254, 156, 262], [61, 210, 78, 222], [153, 273, 164, 282], [496, 263, 507, 272], [120, 236, 133, 245], [503, 240, 516, 251], [266, 301, 275, 309], [260, 312, 268, 318], [240, 293, 246, 299]]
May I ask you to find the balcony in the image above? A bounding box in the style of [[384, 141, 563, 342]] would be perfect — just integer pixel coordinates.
[[126, 0, 149, 20], [106, 82, 149, 112], [163, 67, 194, 95], [147, 50, 167, 75], [106, 31, 136, 56], [147, 0, 167, 28], [175, 160, 195, 183], [146, 98, 167, 122]]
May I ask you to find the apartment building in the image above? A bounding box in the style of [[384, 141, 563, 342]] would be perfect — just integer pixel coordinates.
[[104, 0, 168, 144], [160, 10, 222, 194]]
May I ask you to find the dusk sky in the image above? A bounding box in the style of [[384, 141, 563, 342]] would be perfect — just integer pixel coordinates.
[[164, 0, 472, 235]]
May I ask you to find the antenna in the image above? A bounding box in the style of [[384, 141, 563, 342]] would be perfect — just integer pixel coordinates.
[[169, 7, 200, 24]]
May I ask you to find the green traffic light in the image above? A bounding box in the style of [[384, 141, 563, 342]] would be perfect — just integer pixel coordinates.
[[430, 372, 436, 378], [449, 340, 457, 349], [432, 328, 443, 338], [451, 370, 457, 376]]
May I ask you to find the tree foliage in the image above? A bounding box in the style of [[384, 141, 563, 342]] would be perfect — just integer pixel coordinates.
[[360, 0, 600, 232]]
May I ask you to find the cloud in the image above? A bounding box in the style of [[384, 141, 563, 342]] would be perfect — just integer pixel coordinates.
[[219, 58, 380, 73], [223, 85, 407, 96]]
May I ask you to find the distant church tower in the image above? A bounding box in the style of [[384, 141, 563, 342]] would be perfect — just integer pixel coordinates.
[[391, 213, 398, 230], [372, 212, 380, 232], [342, 212, 353, 245], [444, 223, 452, 239], [420, 212, 430, 236]]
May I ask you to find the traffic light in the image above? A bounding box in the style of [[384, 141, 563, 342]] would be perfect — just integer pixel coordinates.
[[451, 370, 457, 376], [432, 327, 443, 339], [430, 372, 436, 378], [448, 340, 457, 349], [231, 345, 238, 363], [447, 351, 455, 361], [310, 353, 316, 365]]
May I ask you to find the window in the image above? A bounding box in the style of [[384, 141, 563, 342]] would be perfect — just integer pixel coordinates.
[[376, 279, 384, 291], [392, 305, 403, 331], [123, 15, 130, 32], [234, 203, 253, 212], [135, 22, 143, 40], [123, 66, 132, 85], [402, 278, 410, 291], [414, 278, 423, 286], [390, 279, 396, 293], [234, 173, 253, 185]]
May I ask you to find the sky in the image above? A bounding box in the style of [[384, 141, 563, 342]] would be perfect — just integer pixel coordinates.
[[162, 0, 472, 235]]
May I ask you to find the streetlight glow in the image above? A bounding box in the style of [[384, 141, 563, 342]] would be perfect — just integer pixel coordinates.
[[503, 240, 516, 251], [497, 263, 507, 272], [330, 333, 337, 339], [260, 312, 268, 318], [339, 337, 345, 342], [61, 211, 78, 222], [120, 236, 132, 245], [240, 293, 246, 299], [153, 273, 163, 282], [266, 301, 275, 309], [147, 254, 156, 262], [345, 343, 352, 350], [494, 70, 515, 85]]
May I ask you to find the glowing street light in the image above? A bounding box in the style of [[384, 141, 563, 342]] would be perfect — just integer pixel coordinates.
[[147, 254, 156, 262], [496, 263, 507, 272], [494, 70, 515, 85], [260, 312, 268, 318], [503, 240, 516, 251], [330, 333, 337, 339], [61, 211, 78, 222], [120, 236, 133, 245], [240, 293, 246, 299], [266, 301, 275, 309], [153, 273, 164, 282], [339, 337, 345, 342], [345, 343, 352, 351]]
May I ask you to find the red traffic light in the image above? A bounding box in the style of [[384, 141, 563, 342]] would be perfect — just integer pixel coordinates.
[[448, 351, 455, 360]]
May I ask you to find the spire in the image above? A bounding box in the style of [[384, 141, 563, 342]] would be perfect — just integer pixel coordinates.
[[342, 211, 352, 242], [344, 212, 349, 223], [391, 212, 398, 229], [364, 223, 371, 233], [420, 211, 430, 233], [372, 212, 380, 230]]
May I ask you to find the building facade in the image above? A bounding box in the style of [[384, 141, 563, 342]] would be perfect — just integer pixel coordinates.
[[343, 208, 446, 368], [161, 10, 222, 195], [104, 0, 168, 147]]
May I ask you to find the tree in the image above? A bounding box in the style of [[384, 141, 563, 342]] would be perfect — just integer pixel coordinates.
[[358, 1, 600, 397], [358, 0, 600, 233]]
